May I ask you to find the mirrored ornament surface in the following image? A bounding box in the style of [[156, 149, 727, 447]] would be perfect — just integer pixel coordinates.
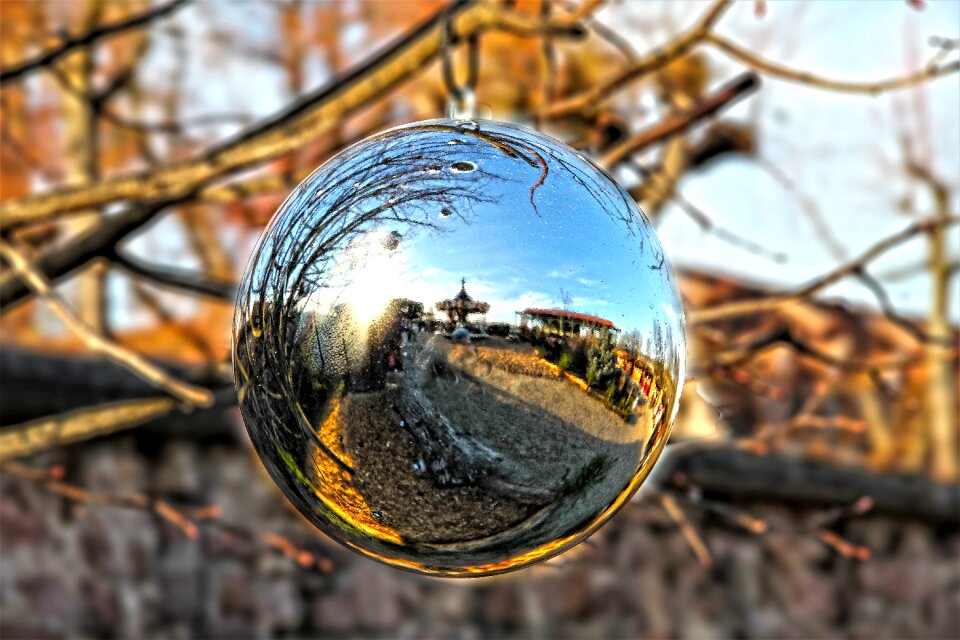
[[233, 118, 686, 576]]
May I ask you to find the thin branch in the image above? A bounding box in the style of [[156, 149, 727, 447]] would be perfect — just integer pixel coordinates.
[[655, 490, 769, 534], [671, 189, 786, 262], [657, 493, 713, 568], [853, 267, 931, 342], [491, 0, 603, 36], [0, 0, 189, 84], [689, 215, 960, 325], [128, 280, 218, 360], [706, 32, 960, 95], [815, 529, 871, 560], [102, 110, 254, 135], [0, 240, 213, 407], [586, 15, 639, 63], [2, 462, 335, 571], [0, 398, 177, 463], [113, 250, 236, 301], [758, 156, 848, 262], [541, 0, 733, 119], [600, 72, 758, 167], [538, 0, 558, 121]]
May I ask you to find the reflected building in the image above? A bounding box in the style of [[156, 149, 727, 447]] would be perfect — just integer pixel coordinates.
[[521, 308, 618, 339]]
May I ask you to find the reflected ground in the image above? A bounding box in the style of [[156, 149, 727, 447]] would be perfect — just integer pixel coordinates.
[[234, 119, 685, 575]]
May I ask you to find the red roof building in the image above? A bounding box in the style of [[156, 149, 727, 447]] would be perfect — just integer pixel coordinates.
[[520, 308, 618, 337]]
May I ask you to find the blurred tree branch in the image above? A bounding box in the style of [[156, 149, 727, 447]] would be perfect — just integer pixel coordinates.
[[2, 461, 336, 572], [541, 0, 733, 119], [600, 72, 758, 167], [112, 250, 236, 302], [0, 0, 598, 230], [0, 239, 213, 406], [705, 32, 960, 95], [689, 215, 960, 327], [0, 398, 178, 462], [0, 0, 188, 84]]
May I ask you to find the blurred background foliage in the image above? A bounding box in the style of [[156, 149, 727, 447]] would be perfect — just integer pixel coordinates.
[[0, 1, 958, 638]]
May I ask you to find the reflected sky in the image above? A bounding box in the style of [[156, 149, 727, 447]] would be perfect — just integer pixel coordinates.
[[260, 118, 686, 386]]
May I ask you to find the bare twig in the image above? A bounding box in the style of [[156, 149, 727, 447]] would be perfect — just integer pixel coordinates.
[[689, 215, 960, 325], [706, 32, 960, 96], [127, 280, 218, 361], [671, 190, 786, 262], [758, 157, 848, 261], [113, 250, 236, 301], [0, 240, 213, 407], [2, 462, 334, 571], [657, 493, 713, 568], [586, 15, 639, 63], [541, 0, 732, 118], [0, 0, 189, 84], [815, 529, 871, 560]]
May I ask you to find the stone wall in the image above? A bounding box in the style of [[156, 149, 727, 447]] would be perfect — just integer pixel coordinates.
[[2, 430, 957, 639]]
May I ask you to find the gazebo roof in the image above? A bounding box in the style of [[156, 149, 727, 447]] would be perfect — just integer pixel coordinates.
[[453, 280, 474, 303], [436, 279, 490, 313]]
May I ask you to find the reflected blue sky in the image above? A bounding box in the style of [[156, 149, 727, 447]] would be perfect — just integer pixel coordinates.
[[267, 120, 686, 386]]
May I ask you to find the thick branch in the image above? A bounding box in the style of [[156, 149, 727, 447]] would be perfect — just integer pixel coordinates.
[[0, 398, 177, 462], [654, 445, 960, 525], [0, 240, 213, 407], [0, 0, 188, 84]]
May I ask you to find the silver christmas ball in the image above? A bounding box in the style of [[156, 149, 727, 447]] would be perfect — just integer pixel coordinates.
[[233, 118, 685, 576]]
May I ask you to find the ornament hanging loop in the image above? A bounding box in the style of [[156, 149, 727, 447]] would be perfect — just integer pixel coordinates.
[[442, 2, 479, 120], [447, 87, 476, 119]]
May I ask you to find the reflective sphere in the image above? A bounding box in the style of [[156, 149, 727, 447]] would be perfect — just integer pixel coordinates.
[[233, 119, 686, 576]]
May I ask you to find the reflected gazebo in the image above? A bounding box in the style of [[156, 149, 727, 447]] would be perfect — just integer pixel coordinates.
[[436, 278, 490, 326]]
